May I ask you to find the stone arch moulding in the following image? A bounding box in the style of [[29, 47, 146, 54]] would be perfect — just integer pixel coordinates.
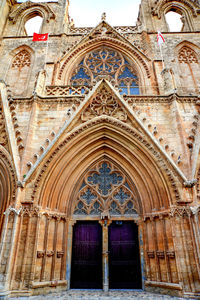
[[29, 117, 181, 215], [0, 146, 17, 237], [9, 1, 55, 24], [175, 40, 200, 55], [152, 0, 200, 19], [57, 38, 151, 90], [10, 44, 35, 59]]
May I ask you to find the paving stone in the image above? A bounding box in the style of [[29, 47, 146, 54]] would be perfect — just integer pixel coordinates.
[[10, 290, 187, 300]]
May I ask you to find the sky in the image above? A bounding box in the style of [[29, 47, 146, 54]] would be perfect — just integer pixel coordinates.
[[19, 0, 182, 34], [18, 0, 141, 27]]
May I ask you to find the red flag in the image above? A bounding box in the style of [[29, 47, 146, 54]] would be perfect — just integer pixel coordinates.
[[32, 33, 48, 41], [157, 31, 165, 46]]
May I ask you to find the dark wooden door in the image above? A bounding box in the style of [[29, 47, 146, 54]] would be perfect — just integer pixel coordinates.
[[71, 221, 102, 289], [108, 221, 142, 289]]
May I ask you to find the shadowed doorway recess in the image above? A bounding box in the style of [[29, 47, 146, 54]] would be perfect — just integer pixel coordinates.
[[109, 221, 142, 289], [70, 221, 102, 289]]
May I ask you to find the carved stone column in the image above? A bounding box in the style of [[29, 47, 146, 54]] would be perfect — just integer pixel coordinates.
[[99, 219, 111, 292], [66, 219, 76, 289]]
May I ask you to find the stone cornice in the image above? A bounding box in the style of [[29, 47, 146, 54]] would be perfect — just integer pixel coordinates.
[[12, 94, 199, 104]]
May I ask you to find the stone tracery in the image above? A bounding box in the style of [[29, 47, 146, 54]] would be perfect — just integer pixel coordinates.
[[178, 45, 200, 93], [178, 46, 198, 63], [11, 49, 31, 70], [70, 47, 139, 95], [73, 161, 138, 216]]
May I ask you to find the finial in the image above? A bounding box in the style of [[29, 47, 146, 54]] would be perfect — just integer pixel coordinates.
[[101, 12, 106, 21]]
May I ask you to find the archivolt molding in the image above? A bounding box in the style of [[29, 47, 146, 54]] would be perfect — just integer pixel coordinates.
[[151, 0, 200, 18], [9, 1, 55, 24], [58, 37, 151, 81], [30, 116, 181, 205], [0, 146, 17, 204]]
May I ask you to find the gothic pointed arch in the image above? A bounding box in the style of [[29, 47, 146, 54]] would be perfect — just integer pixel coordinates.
[[28, 117, 181, 216], [175, 42, 200, 93], [0, 146, 17, 238], [7, 45, 34, 96], [57, 38, 153, 94], [151, 0, 200, 31], [9, 1, 55, 36], [69, 46, 140, 96], [9, 1, 55, 24]]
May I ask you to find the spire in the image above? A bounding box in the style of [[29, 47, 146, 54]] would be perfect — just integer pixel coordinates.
[[64, 0, 70, 24], [101, 12, 106, 21]]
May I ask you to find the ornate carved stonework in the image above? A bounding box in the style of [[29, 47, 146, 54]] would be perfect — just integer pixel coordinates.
[[0, 104, 8, 148], [11, 50, 31, 70], [82, 85, 127, 121], [70, 47, 139, 96], [73, 160, 139, 216], [59, 37, 150, 80], [170, 206, 192, 217], [178, 46, 198, 64], [9, 1, 55, 23]]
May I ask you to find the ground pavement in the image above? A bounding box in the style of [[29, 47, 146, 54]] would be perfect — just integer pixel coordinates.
[[10, 289, 190, 300]]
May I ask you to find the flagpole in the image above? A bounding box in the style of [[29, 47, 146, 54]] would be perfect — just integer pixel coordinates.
[[157, 31, 165, 71], [159, 43, 165, 70], [44, 34, 49, 70]]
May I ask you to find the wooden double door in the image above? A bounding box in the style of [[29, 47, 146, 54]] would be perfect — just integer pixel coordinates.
[[70, 221, 142, 289]]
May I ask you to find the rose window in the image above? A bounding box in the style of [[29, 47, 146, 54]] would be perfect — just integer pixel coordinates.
[[70, 47, 139, 95]]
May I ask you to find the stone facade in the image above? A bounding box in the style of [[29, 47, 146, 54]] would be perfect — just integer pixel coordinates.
[[0, 0, 200, 298]]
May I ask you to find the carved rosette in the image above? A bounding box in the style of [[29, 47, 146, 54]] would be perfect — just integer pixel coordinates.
[[82, 85, 127, 121]]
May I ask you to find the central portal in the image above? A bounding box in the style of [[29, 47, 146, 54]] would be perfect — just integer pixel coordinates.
[[70, 160, 142, 290], [70, 220, 141, 290]]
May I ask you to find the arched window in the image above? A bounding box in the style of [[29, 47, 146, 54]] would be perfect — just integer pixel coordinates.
[[69, 48, 140, 95], [178, 46, 200, 93], [165, 11, 183, 32], [25, 15, 43, 36], [7, 48, 32, 96], [73, 161, 139, 216]]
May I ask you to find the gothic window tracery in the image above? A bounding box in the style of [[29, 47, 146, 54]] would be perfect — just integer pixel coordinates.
[[178, 46, 200, 93], [178, 46, 198, 64], [73, 161, 138, 217], [11, 50, 31, 70], [8, 49, 32, 95], [70, 47, 139, 95]]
